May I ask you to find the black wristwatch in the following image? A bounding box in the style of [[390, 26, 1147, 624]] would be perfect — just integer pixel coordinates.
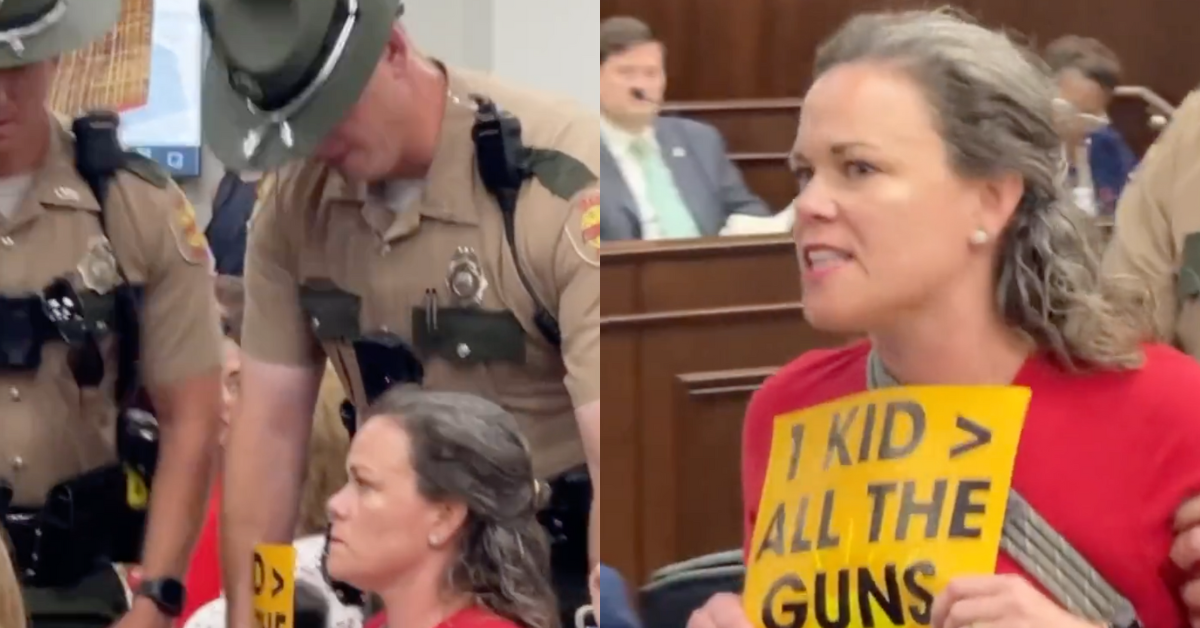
[[137, 578, 186, 618]]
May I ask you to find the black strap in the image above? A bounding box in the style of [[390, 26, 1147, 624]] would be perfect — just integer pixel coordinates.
[[471, 96, 564, 347], [71, 112, 144, 407]]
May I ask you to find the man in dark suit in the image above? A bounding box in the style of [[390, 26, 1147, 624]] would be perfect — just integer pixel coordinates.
[[203, 167, 264, 276], [599, 17, 770, 241]]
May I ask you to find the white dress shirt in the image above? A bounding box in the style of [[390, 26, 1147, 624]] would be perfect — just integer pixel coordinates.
[[601, 117, 665, 240]]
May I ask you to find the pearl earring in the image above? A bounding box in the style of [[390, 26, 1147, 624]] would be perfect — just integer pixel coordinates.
[[969, 229, 989, 245], [428, 534, 440, 547]]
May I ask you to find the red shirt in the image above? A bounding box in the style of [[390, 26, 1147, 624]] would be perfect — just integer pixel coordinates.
[[364, 607, 521, 628], [178, 479, 224, 625], [742, 341, 1200, 628]]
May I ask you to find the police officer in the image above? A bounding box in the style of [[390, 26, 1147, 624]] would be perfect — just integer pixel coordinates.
[[1101, 90, 1200, 616], [198, 0, 600, 625], [0, 1, 225, 627], [1102, 90, 1200, 357]]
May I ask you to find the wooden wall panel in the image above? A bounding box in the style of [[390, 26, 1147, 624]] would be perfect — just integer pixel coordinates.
[[601, 0, 1199, 107], [670, 368, 775, 561], [603, 0, 1185, 209], [663, 95, 1169, 210], [600, 237, 851, 582]]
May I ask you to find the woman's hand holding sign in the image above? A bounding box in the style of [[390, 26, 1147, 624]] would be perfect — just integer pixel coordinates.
[[1172, 496, 1200, 628], [687, 593, 753, 628], [931, 575, 1099, 628]]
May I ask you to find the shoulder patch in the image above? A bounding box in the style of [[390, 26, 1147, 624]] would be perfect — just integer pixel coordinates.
[[565, 186, 600, 268], [169, 193, 212, 266], [122, 152, 171, 189]]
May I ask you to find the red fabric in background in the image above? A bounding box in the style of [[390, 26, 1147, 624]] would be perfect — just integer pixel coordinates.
[[365, 606, 523, 628], [178, 477, 223, 625]]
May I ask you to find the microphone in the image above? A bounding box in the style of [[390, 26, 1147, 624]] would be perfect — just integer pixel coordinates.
[[630, 87, 659, 104]]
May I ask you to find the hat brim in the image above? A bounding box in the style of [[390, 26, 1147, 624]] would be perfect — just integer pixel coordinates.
[[202, 1, 395, 171], [0, 0, 123, 69]]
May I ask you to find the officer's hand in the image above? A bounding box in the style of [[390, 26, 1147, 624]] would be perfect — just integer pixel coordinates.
[[687, 593, 752, 628], [1172, 495, 1200, 627]]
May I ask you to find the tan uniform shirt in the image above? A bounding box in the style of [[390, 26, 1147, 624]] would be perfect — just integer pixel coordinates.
[[242, 67, 600, 478], [1103, 90, 1200, 356], [0, 120, 223, 506]]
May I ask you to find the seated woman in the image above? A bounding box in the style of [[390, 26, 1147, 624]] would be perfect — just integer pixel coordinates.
[[1044, 35, 1137, 216], [687, 9, 1200, 628], [326, 389, 556, 628]]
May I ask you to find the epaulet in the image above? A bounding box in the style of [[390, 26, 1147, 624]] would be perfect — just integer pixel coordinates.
[[120, 151, 171, 189], [525, 147, 597, 202]]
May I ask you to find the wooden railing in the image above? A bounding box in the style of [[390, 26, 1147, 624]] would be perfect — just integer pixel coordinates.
[[659, 86, 1177, 209], [1114, 85, 1175, 130]]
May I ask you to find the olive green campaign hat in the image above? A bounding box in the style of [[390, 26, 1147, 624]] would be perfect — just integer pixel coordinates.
[[200, 0, 404, 171], [0, 0, 122, 69]]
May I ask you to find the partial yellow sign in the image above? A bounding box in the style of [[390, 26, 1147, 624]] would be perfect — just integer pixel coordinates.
[[123, 465, 148, 511], [253, 544, 296, 628], [743, 386, 1031, 628]]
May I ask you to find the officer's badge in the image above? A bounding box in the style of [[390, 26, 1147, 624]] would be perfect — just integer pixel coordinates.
[[566, 186, 601, 268], [169, 194, 212, 266], [77, 236, 120, 294], [447, 247, 488, 307]]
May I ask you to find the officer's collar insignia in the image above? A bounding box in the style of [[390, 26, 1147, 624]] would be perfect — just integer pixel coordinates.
[[447, 246, 488, 307], [77, 236, 120, 294]]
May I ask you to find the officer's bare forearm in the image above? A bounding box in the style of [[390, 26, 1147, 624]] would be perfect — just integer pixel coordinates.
[[141, 370, 223, 578], [221, 361, 322, 626]]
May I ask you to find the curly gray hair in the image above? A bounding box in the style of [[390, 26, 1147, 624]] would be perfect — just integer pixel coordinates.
[[814, 8, 1152, 369], [363, 388, 558, 628]]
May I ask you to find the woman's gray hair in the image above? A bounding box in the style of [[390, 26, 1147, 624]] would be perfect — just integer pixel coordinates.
[[363, 388, 557, 628], [813, 8, 1152, 369]]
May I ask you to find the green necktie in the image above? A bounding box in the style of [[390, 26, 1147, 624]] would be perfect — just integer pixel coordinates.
[[630, 138, 700, 239]]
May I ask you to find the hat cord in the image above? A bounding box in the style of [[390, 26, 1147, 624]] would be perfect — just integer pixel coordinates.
[[240, 0, 361, 161]]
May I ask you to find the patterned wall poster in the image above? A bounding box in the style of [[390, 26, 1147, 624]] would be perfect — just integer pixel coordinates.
[[50, 0, 202, 177]]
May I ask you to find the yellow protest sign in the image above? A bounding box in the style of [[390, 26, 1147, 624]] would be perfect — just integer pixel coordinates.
[[253, 544, 295, 628], [743, 386, 1031, 628]]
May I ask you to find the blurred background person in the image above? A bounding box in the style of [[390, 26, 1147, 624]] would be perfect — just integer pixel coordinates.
[[598, 16, 770, 241], [203, 170, 262, 277], [327, 390, 555, 628], [178, 277, 356, 625], [1045, 35, 1137, 216], [172, 277, 246, 622]]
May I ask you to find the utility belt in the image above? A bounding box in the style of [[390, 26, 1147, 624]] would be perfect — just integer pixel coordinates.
[[299, 279, 528, 409], [0, 278, 140, 393], [0, 463, 146, 589]]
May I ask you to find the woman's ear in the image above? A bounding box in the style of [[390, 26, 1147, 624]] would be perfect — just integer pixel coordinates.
[[430, 501, 468, 547], [976, 171, 1026, 237]]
